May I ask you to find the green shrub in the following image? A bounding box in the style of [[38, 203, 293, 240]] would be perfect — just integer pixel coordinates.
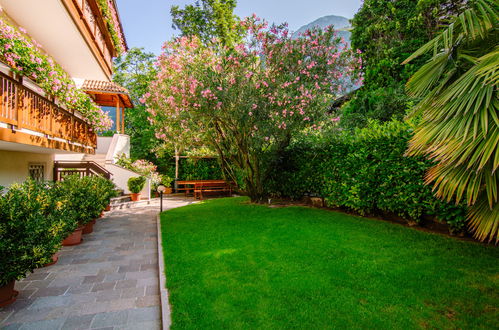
[[267, 121, 468, 234], [58, 175, 115, 225], [92, 176, 119, 210], [0, 180, 76, 286], [179, 158, 222, 180], [128, 176, 146, 194]]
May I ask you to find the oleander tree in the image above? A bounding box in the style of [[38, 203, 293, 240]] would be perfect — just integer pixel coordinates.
[[403, 0, 498, 242], [145, 16, 361, 202]]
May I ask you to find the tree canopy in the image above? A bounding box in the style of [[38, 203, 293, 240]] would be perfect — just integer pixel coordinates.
[[340, 0, 468, 129], [145, 17, 360, 201], [171, 0, 243, 47]]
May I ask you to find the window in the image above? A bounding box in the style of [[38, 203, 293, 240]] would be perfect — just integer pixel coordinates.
[[28, 163, 45, 182]]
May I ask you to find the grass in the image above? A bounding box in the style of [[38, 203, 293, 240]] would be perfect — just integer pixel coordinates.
[[160, 197, 499, 329]]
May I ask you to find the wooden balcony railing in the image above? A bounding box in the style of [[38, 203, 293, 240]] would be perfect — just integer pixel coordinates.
[[0, 71, 97, 150], [62, 0, 116, 78], [54, 161, 112, 181]]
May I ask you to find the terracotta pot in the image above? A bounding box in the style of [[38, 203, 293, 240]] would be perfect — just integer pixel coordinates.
[[0, 281, 18, 307], [62, 226, 84, 246], [164, 187, 173, 194], [43, 251, 60, 267], [82, 219, 96, 234], [105, 205, 111, 211], [130, 193, 140, 201]]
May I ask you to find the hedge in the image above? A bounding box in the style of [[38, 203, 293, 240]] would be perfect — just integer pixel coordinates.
[[267, 121, 468, 233], [0, 176, 117, 286]]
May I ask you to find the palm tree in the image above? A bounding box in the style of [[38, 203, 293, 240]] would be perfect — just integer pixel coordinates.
[[403, 0, 498, 242]]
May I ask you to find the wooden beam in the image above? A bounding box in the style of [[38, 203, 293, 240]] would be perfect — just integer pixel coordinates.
[[121, 106, 125, 133], [115, 96, 120, 133], [0, 127, 94, 154]]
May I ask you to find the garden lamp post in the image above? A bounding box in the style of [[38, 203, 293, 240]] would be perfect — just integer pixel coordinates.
[[157, 184, 166, 212]]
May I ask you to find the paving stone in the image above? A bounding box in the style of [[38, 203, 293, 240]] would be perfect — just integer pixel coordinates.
[[145, 285, 159, 296], [18, 317, 66, 330], [67, 283, 93, 294], [30, 285, 69, 298], [118, 265, 140, 273], [96, 290, 121, 302], [140, 263, 158, 272], [23, 273, 49, 281], [120, 287, 145, 299], [117, 320, 161, 330], [108, 298, 136, 311], [126, 306, 161, 322], [103, 273, 126, 282], [125, 271, 156, 280], [28, 295, 72, 310], [83, 274, 105, 284], [61, 314, 95, 330], [91, 310, 128, 328], [135, 295, 160, 308], [136, 278, 159, 287], [114, 279, 137, 290], [91, 282, 116, 292]]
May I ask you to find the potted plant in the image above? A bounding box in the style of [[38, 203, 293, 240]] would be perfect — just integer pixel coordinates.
[[128, 176, 146, 201], [162, 176, 174, 194], [0, 180, 71, 306], [56, 175, 95, 242]]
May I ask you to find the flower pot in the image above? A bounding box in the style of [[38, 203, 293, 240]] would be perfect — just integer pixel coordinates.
[[43, 251, 60, 267], [165, 187, 173, 194], [62, 226, 84, 246], [130, 193, 140, 201], [105, 205, 111, 211], [82, 219, 96, 234], [0, 281, 19, 307]]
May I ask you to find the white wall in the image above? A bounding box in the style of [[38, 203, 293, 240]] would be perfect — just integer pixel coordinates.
[[105, 134, 130, 163], [0, 150, 54, 188], [96, 136, 113, 155], [105, 163, 150, 199]]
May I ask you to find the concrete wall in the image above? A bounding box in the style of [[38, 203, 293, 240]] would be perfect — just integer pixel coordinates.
[[105, 134, 130, 163], [105, 163, 151, 199], [0, 150, 54, 188]]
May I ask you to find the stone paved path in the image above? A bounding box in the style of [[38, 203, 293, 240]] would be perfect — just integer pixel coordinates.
[[0, 196, 194, 330]]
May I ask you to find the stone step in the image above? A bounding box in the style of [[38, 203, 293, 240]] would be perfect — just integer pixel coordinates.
[[110, 196, 131, 205], [109, 198, 157, 210]]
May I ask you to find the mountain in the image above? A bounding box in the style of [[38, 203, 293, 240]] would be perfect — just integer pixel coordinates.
[[292, 15, 351, 44]]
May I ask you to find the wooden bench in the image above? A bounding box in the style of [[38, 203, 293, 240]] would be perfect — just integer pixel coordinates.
[[194, 181, 232, 200]]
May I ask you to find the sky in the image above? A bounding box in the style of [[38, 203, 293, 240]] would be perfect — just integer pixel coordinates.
[[115, 0, 362, 55]]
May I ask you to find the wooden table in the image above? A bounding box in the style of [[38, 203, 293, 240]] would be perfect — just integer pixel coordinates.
[[176, 180, 232, 199]]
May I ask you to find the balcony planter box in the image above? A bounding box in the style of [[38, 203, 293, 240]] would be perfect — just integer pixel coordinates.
[[43, 251, 60, 267], [82, 219, 96, 234], [62, 226, 84, 246], [0, 281, 18, 307], [130, 193, 140, 201]]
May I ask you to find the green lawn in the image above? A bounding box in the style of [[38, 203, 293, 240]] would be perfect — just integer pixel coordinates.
[[160, 197, 499, 329]]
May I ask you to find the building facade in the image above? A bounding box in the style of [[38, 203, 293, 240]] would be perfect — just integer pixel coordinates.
[[0, 0, 134, 189]]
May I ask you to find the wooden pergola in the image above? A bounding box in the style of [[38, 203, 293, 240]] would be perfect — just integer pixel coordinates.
[[82, 80, 133, 133]]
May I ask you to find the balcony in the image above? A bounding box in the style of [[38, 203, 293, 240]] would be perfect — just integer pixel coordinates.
[[0, 71, 97, 154], [61, 0, 127, 79]]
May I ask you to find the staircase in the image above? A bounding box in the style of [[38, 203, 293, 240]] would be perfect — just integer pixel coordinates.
[[55, 134, 151, 199], [53, 161, 112, 181]]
